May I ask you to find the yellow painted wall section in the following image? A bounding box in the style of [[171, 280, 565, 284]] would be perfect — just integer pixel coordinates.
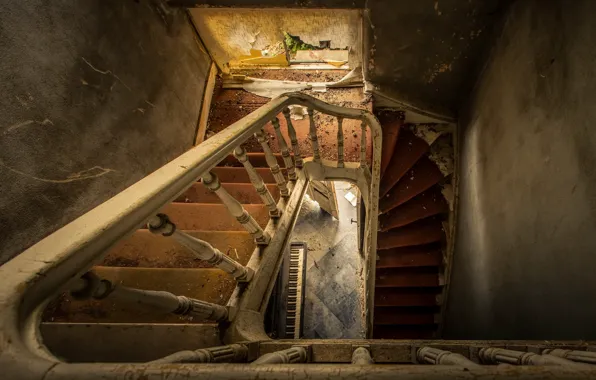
[[190, 8, 361, 71]]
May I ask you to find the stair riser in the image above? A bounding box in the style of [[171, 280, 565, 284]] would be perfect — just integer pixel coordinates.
[[212, 167, 283, 184], [41, 323, 221, 363], [102, 230, 255, 268], [156, 203, 270, 231], [380, 157, 444, 213], [176, 183, 280, 204], [379, 129, 429, 197], [43, 267, 236, 324]]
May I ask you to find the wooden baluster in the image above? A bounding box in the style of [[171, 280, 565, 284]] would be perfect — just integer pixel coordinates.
[[71, 272, 228, 321], [148, 214, 254, 281], [271, 117, 296, 180], [544, 349, 596, 365], [282, 107, 303, 168], [417, 347, 479, 368], [255, 129, 290, 198], [307, 108, 321, 162], [360, 121, 367, 168], [337, 117, 344, 167], [150, 344, 249, 364], [234, 146, 281, 218], [479, 347, 580, 366], [201, 171, 271, 245], [252, 346, 308, 364], [352, 347, 374, 365]]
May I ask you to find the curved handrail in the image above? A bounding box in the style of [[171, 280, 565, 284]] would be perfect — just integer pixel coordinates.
[[0, 92, 382, 377]]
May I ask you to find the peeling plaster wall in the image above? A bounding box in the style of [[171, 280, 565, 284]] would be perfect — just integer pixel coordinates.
[[189, 8, 361, 70], [445, 0, 596, 339], [0, 1, 211, 264], [182, 0, 511, 120]]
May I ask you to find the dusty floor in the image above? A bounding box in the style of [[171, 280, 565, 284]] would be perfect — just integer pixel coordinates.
[[290, 181, 366, 339]]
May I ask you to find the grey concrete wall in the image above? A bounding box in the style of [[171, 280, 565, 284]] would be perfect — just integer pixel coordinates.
[[445, 0, 596, 339], [0, 1, 211, 264]]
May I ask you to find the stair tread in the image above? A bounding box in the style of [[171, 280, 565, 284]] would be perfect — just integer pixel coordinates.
[[176, 183, 280, 204], [43, 267, 236, 324], [377, 112, 403, 178], [374, 306, 438, 325], [377, 244, 442, 268], [372, 325, 436, 339], [380, 156, 444, 214], [218, 153, 284, 168], [41, 322, 221, 363], [379, 186, 448, 231], [377, 218, 444, 250], [102, 230, 255, 268], [375, 267, 440, 287], [212, 167, 285, 184], [375, 287, 441, 307], [158, 203, 270, 231], [379, 129, 429, 197]]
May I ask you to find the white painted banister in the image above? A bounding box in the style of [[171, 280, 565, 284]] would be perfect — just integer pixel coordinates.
[[360, 121, 367, 168], [337, 117, 345, 168], [147, 214, 254, 282], [271, 117, 296, 180], [201, 172, 271, 245], [307, 108, 321, 162], [0, 92, 383, 378], [255, 129, 290, 198], [282, 107, 303, 168], [233, 146, 281, 218]]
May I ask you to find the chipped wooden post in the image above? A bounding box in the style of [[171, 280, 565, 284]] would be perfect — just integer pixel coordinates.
[[234, 146, 281, 218], [307, 108, 321, 162], [71, 272, 228, 321], [352, 346, 374, 364], [201, 171, 271, 245], [271, 116, 296, 180], [150, 344, 249, 364], [148, 214, 254, 282], [252, 346, 308, 364], [255, 129, 290, 198], [282, 107, 303, 168], [417, 347, 479, 367], [337, 117, 345, 168], [360, 120, 367, 168]]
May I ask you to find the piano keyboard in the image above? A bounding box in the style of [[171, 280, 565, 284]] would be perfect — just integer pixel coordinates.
[[285, 242, 306, 339]]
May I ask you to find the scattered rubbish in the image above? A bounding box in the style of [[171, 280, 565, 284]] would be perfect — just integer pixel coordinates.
[[224, 68, 363, 99], [288, 105, 308, 120], [344, 191, 358, 207]]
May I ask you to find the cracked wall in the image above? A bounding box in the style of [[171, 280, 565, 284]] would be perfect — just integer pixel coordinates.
[[0, 0, 211, 264], [189, 8, 361, 71]]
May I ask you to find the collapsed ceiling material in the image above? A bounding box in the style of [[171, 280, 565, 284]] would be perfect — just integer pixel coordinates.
[[222, 68, 363, 98]]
